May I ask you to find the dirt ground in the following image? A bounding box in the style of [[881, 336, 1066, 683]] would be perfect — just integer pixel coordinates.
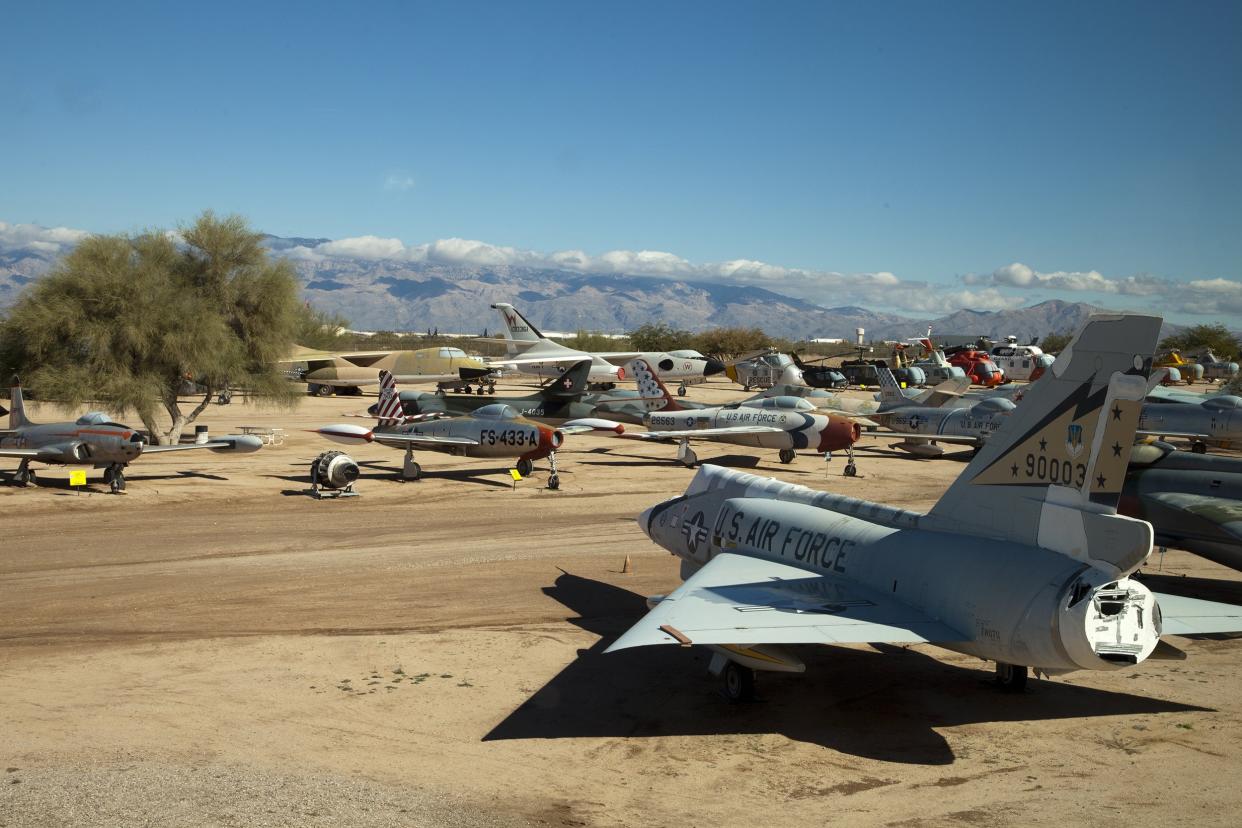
[[2, 379, 1241, 827]]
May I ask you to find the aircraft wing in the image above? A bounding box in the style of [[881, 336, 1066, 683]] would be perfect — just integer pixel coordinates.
[[1154, 592, 1242, 636], [1143, 491, 1242, 541], [142, 437, 263, 453], [373, 433, 480, 448], [489, 354, 594, 367], [595, 352, 644, 364], [606, 552, 970, 652], [1137, 429, 1210, 441], [625, 425, 786, 440], [866, 432, 982, 445]]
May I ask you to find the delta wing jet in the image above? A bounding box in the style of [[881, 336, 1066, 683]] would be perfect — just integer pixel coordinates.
[[317, 370, 575, 487], [0, 378, 262, 492], [605, 314, 1242, 700], [862, 367, 1013, 457], [584, 359, 860, 473]]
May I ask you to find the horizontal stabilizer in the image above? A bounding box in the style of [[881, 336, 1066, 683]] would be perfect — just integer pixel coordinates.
[[1155, 592, 1242, 636]]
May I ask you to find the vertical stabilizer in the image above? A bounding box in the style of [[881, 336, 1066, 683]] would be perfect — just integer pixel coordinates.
[[876, 367, 907, 410], [631, 359, 684, 412], [540, 360, 592, 399], [375, 370, 404, 424], [926, 314, 1162, 576], [491, 303, 544, 356], [8, 376, 31, 429]]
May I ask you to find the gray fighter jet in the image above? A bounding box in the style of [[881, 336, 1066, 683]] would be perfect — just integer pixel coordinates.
[[606, 313, 1242, 699], [1138, 394, 1242, 453], [1120, 441, 1242, 571], [0, 378, 262, 492], [861, 367, 1011, 457]]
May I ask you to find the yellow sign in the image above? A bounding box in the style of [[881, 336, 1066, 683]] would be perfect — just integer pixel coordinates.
[[509, 469, 522, 481], [69, 470, 87, 486]]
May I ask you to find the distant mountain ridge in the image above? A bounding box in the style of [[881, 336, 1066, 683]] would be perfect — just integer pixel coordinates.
[[0, 228, 1182, 343]]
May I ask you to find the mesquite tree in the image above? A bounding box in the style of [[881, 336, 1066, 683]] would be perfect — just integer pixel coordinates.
[[0, 212, 300, 443]]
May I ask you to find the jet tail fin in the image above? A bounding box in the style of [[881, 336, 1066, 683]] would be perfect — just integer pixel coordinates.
[[8, 376, 30, 429], [926, 314, 1163, 576], [876, 367, 907, 410], [375, 370, 404, 424], [491, 303, 544, 356], [541, 360, 592, 398], [630, 358, 683, 412]]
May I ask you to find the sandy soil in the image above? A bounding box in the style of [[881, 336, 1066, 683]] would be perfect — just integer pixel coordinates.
[[2, 380, 1241, 827]]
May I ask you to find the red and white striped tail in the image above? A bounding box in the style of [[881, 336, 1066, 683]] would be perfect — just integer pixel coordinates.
[[375, 370, 403, 423]]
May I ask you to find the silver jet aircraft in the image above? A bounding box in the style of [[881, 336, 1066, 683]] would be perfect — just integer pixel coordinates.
[[605, 314, 1242, 700], [491, 302, 725, 389], [1138, 394, 1242, 453], [0, 378, 262, 492], [586, 359, 861, 473], [864, 367, 1013, 457]]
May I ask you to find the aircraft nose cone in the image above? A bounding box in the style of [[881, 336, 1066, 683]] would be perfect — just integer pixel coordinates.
[[638, 505, 656, 539], [704, 359, 727, 377]]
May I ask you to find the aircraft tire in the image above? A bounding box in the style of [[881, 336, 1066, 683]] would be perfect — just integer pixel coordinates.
[[994, 662, 1027, 692], [844, 463, 858, 477], [677, 386, 687, 397], [311, 384, 334, 397], [722, 661, 755, 703], [487, 386, 496, 395], [516, 458, 535, 477], [1192, 441, 1208, 454], [547, 474, 560, 490], [778, 449, 796, 464]]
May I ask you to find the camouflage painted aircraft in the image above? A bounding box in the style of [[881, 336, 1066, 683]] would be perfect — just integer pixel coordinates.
[[316, 370, 610, 489], [1119, 441, 1242, 571], [0, 379, 262, 493], [582, 359, 861, 473], [860, 367, 1013, 457], [281, 345, 495, 397], [378, 359, 637, 426], [1195, 350, 1240, 383], [606, 313, 1242, 700]]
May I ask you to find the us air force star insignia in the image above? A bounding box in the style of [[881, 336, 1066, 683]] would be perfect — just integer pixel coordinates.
[[1112, 404, 1123, 421], [1112, 442, 1123, 457]]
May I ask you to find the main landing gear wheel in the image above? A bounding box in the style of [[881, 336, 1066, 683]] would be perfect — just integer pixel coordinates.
[[721, 661, 756, 703], [677, 385, 687, 397], [401, 448, 422, 481], [994, 662, 1027, 692], [1192, 441, 1208, 454], [103, 464, 127, 494], [312, 383, 334, 397], [676, 440, 698, 468], [547, 473, 560, 490], [14, 460, 35, 487], [778, 449, 796, 464], [516, 457, 535, 477]]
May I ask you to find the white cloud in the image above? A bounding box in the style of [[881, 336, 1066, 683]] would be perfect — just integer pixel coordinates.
[[383, 173, 416, 192], [970, 262, 1166, 296], [316, 235, 410, 261], [0, 221, 89, 253]]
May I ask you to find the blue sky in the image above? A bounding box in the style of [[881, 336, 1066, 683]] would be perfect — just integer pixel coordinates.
[[2, 1, 1240, 322]]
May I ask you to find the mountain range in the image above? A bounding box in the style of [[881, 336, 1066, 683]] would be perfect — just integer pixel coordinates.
[[1, 230, 1180, 343]]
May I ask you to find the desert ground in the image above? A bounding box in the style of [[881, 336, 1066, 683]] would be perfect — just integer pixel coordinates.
[[2, 379, 1241, 827]]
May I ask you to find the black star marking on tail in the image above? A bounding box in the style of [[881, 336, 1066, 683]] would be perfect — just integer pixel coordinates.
[[1111, 442, 1122, 457], [1096, 473, 1107, 488], [1011, 463, 1019, 477], [1038, 438, 1047, 452], [1111, 404, 1123, 421]]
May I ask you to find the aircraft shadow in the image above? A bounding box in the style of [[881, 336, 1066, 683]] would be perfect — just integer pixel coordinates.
[[483, 572, 1208, 764]]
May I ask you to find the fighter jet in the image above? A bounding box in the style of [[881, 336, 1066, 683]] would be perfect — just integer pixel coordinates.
[[585, 359, 861, 473], [491, 302, 725, 390], [606, 313, 1242, 700], [0, 378, 262, 493], [1138, 394, 1242, 453], [316, 370, 582, 488], [280, 345, 496, 397], [1119, 441, 1242, 571], [1195, 350, 1240, 383], [861, 367, 1013, 457]]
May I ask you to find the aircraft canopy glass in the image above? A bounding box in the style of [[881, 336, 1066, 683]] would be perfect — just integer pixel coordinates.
[[439, 347, 468, 358], [971, 398, 1017, 413], [1202, 396, 1242, 410], [750, 397, 816, 411], [75, 412, 123, 426], [473, 403, 522, 420]]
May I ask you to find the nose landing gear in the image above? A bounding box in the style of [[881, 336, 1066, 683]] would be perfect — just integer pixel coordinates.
[[102, 463, 127, 494], [14, 459, 36, 487]]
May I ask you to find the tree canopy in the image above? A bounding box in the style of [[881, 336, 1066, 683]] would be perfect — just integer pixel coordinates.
[[1159, 323, 1241, 361], [0, 212, 302, 443]]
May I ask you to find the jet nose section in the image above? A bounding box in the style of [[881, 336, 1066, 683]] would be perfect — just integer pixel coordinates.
[[817, 415, 861, 452], [703, 358, 727, 377], [638, 505, 656, 539]]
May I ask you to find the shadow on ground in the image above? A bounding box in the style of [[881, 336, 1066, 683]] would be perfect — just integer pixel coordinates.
[[484, 571, 1210, 764]]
